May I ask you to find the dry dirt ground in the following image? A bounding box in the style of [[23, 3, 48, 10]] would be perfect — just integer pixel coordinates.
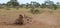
[[0, 8, 60, 28]]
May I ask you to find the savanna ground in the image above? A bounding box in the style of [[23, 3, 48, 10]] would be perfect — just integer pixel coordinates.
[[0, 8, 60, 28]]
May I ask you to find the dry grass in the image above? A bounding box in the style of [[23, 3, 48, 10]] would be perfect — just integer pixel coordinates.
[[0, 8, 60, 28]]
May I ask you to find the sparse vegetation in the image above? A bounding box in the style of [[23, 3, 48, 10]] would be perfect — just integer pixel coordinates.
[[0, 0, 60, 28]]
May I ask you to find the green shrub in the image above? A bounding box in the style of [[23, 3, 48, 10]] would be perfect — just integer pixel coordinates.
[[30, 8, 40, 14], [16, 7, 19, 10], [34, 9, 40, 14], [30, 7, 34, 13], [6, 8, 10, 10], [30, 9, 34, 13]]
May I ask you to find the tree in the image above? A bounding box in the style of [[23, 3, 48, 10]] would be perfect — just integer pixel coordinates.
[[43, 0, 54, 9], [26, 3, 29, 9], [6, 1, 11, 6], [45, 0, 54, 5], [11, 2, 19, 6], [35, 3, 40, 8], [7, 0, 19, 7], [40, 3, 46, 8], [53, 4, 57, 10], [31, 1, 40, 8], [56, 2, 60, 5]]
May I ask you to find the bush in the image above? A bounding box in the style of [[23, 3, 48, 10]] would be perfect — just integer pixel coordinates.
[[30, 8, 34, 13], [0, 7, 5, 9], [16, 7, 19, 10], [30, 7, 34, 13], [6, 8, 10, 10], [34, 9, 40, 14], [30, 8, 40, 14]]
